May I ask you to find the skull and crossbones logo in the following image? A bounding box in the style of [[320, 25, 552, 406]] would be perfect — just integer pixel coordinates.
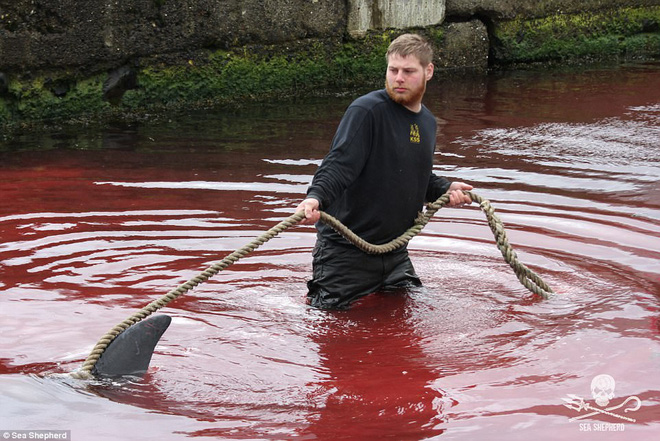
[[563, 374, 641, 422], [591, 374, 616, 407]]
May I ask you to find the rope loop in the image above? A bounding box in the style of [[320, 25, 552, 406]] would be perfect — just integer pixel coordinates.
[[73, 191, 553, 378]]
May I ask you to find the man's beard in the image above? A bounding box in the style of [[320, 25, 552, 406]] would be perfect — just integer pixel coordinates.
[[385, 79, 426, 108]]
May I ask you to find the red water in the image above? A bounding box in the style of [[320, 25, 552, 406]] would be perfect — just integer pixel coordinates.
[[1, 63, 659, 441]]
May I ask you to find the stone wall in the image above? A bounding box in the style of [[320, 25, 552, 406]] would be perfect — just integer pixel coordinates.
[[0, 0, 659, 127], [446, 0, 660, 19], [348, 0, 445, 36], [1, 0, 659, 75], [0, 0, 346, 73]]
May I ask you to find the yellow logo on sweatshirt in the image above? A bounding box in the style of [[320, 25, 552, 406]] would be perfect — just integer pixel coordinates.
[[410, 123, 420, 143]]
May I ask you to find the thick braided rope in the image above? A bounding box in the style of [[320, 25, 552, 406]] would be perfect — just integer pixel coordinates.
[[464, 192, 553, 297], [72, 212, 306, 379], [72, 191, 553, 379], [322, 191, 553, 299]]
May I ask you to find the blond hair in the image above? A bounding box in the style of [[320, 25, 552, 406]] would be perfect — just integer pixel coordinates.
[[386, 33, 434, 66]]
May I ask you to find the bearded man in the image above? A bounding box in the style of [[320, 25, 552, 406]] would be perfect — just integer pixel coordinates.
[[296, 33, 473, 310]]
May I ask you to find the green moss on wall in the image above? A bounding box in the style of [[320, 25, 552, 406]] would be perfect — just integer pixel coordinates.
[[123, 34, 391, 111], [3, 6, 655, 132], [427, 27, 445, 47], [1, 33, 394, 130], [493, 6, 660, 64], [0, 99, 11, 125], [2, 73, 110, 126]]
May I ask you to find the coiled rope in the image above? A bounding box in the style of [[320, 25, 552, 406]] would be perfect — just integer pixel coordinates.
[[71, 190, 553, 379]]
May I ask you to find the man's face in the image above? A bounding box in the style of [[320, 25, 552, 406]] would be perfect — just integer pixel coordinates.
[[385, 53, 434, 112]]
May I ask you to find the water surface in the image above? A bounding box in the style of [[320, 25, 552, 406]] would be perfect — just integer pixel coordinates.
[[1, 62, 659, 440]]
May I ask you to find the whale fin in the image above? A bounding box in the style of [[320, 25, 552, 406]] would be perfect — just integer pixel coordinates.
[[92, 314, 171, 378]]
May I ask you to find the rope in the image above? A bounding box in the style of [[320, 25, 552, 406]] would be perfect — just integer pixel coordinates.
[[71, 190, 553, 379]]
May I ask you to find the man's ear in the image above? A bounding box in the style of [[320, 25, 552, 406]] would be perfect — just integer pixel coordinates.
[[425, 63, 434, 81]]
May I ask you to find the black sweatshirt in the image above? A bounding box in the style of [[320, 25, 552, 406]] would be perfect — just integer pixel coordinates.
[[307, 89, 451, 246]]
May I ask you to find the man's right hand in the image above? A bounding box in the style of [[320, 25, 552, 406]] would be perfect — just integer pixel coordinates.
[[295, 198, 321, 225]]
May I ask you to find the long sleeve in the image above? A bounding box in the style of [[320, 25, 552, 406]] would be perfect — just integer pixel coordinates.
[[425, 173, 451, 203], [306, 106, 373, 210]]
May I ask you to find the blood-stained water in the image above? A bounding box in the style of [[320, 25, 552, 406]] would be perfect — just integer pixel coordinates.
[[1, 62, 659, 441]]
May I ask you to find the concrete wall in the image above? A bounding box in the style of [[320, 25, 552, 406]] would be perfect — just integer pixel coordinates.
[[1, 0, 658, 75], [0, 0, 347, 73], [0, 0, 658, 127], [446, 0, 660, 19], [348, 0, 446, 36]]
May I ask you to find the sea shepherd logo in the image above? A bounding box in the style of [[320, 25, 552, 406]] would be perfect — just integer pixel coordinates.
[[562, 374, 641, 432]]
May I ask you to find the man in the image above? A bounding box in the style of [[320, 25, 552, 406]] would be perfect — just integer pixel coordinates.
[[296, 33, 473, 310]]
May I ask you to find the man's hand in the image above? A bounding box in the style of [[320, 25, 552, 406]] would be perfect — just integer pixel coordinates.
[[447, 181, 473, 207], [295, 198, 321, 225]]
